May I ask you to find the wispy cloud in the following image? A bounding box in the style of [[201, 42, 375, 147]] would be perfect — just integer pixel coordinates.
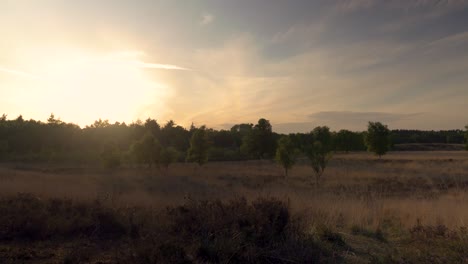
[[2, 1, 467, 130], [304, 111, 424, 131], [270, 111, 424, 133], [425, 31, 468, 50], [309, 111, 422, 123], [200, 13, 214, 25], [132, 61, 190, 70], [0, 66, 37, 78], [335, 0, 374, 13], [337, 0, 468, 13], [105, 51, 189, 70]]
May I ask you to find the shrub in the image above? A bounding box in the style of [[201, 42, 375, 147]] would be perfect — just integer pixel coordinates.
[[0, 194, 128, 241], [161, 197, 340, 263], [351, 225, 387, 242], [0, 195, 346, 263], [365, 122, 391, 157]]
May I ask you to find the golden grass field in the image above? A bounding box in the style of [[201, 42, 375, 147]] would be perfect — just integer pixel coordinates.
[[1, 151, 468, 230], [2, 151, 468, 263]]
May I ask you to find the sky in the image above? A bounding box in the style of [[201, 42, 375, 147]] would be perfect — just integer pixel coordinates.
[[1, 0, 468, 133]]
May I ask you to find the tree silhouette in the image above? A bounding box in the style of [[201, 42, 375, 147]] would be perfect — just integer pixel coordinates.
[[0, 113, 463, 164], [145, 118, 160, 137], [101, 143, 121, 169], [47, 113, 63, 126], [131, 132, 161, 167], [16, 115, 24, 123], [242, 118, 275, 159], [187, 126, 210, 166], [275, 135, 298, 177], [160, 147, 179, 170], [305, 126, 333, 187], [334, 129, 354, 152], [365, 122, 391, 157], [230, 123, 253, 156], [90, 119, 110, 128], [465, 125, 468, 150], [160, 120, 190, 152]]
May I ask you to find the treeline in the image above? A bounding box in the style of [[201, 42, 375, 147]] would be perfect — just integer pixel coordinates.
[[391, 129, 465, 144], [0, 114, 466, 165]]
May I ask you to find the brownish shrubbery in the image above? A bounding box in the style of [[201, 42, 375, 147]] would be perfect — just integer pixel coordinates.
[[0, 194, 345, 263], [0, 193, 128, 241]]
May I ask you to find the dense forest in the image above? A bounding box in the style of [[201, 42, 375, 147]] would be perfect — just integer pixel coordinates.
[[0, 114, 466, 165]]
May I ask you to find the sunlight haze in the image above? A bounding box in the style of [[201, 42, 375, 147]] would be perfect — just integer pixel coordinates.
[[1, 0, 468, 131]]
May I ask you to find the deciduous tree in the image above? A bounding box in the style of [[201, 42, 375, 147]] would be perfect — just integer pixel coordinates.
[[241, 118, 275, 159], [131, 132, 161, 167], [160, 147, 179, 169], [364, 122, 391, 157], [187, 126, 210, 166], [101, 143, 121, 169], [465, 125, 468, 150], [305, 126, 333, 187], [275, 135, 298, 177]]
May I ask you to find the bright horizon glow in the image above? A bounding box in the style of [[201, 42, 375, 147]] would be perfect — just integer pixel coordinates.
[[0, 66, 37, 78], [0, 49, 183, 126], [1, 1, 468, 132]]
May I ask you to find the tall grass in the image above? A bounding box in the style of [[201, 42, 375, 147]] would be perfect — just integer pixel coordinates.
[[1, 152, 467, 229], [1, 151, 468, 262]]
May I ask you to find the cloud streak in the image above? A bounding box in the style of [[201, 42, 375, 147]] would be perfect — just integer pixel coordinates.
[[0, 66, 37, 78], [132, 61, 190, 70], [271, 111, 425, 133], [305, 111, 425, 131], [200, 13, 214, 25], [309, 111, 422, 123], [1, 1, 468, 131]]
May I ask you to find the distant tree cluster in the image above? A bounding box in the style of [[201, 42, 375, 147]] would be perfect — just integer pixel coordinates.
[[0, 114, 276, 167], [465, 125, 468, 150], [275, 126, 363, 186], [289, 127, 334, 186], [391, 129, 465, 145], [0, 113, 466, 173]]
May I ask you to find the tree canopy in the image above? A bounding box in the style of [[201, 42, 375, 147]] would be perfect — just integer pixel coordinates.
[[241, 118, 276, 159], [186, 126, 210, 166], [0, 113, 465, 166], [365, 122, 391, 157], [305, 126, 333, 186], [465, 125, 468, 150], [275, 135, 298, 177], [131, 132, 162, 167]]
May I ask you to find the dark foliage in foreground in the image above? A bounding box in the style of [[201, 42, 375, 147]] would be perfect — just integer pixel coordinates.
[[0, 194, 345, 263]]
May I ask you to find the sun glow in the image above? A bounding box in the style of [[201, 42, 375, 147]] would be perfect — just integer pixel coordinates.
[[1, 49, 174, 126]]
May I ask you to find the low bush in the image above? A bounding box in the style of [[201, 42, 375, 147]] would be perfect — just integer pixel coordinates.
[[0, 194, 346, 263], [0, 193, 128, 241]]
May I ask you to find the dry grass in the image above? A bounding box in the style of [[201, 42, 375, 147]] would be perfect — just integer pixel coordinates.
[[1, 151, 467, 231], [1, 151, 468, 263]]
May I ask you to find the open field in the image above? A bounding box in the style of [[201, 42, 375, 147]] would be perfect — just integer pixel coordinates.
[[1, 151, 468, 263]]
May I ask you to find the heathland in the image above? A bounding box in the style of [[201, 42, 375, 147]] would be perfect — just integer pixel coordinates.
[[1, 151, 468, 263], [1, 116, 468, 263]]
